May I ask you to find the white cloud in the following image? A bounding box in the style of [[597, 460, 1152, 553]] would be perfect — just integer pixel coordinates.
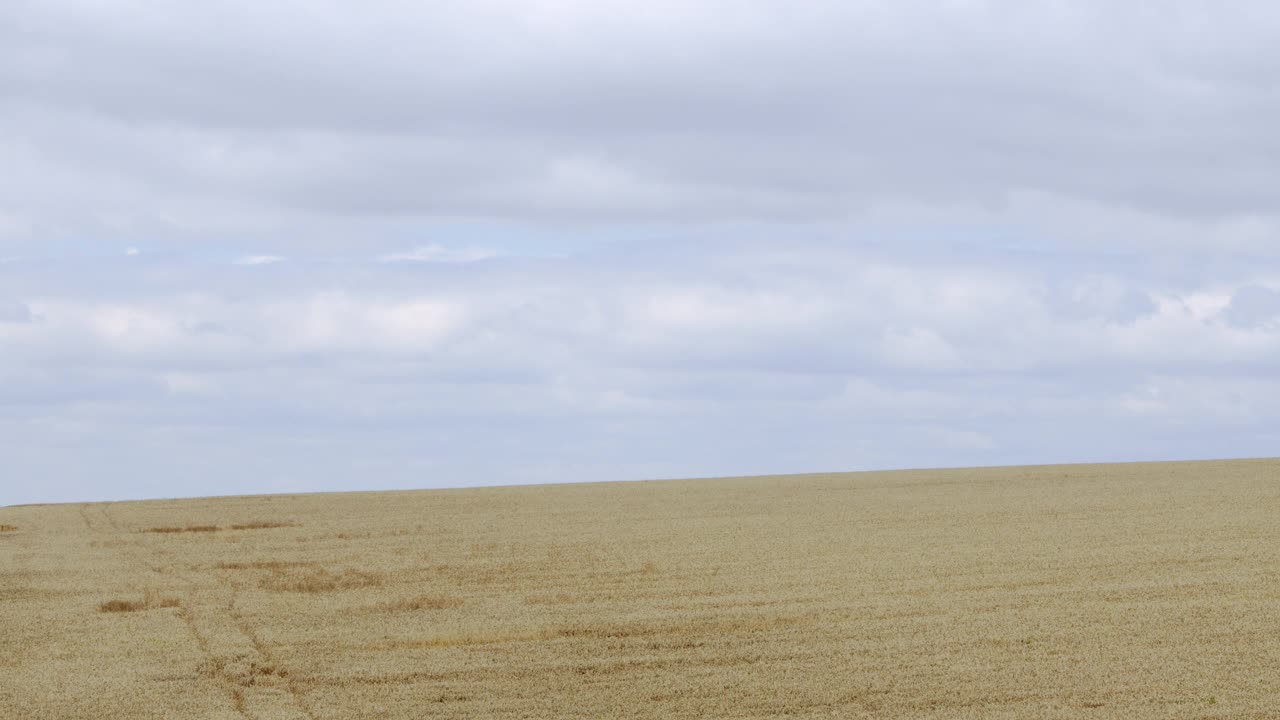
[[262, 293, 466, 353], [623, 287, 828, 341], [7, 292, 467, 367], [878, 327, 964, 371], [8, 248, 1280, 380], [921, 426, 997, 452], [1116, 376, 1280, 424], [234, 254, 286, 265], [5, 1, 1280, 502], [0, 300, 33, 324], [162, 372, 217, 396], [5, 242, 1280, 504], [1222, 285, 1280, 329], [0, 210, 31, 239], [377, 245, 496, 263]]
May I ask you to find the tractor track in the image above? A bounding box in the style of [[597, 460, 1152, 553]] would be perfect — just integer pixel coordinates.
[[85, 502, 318, 720]]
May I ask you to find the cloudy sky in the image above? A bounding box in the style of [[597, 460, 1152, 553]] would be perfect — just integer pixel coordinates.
[[3, 1, 1279, 504]]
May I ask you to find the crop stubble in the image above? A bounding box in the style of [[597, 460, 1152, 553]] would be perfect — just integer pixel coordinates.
[[1, 458, 1278, 718]]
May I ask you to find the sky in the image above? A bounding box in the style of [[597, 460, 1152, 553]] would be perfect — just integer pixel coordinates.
[[3, 1, 1280, 505]]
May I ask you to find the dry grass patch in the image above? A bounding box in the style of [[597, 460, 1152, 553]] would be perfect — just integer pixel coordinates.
[[228, 521, 296, 531], [259, 568, 384, 593], [142, 525, 220, 534], [98, 599, 147, 613], [199, 655, 290, 687], [98, 592, 182, 613], [375, 594, 464, 612], [0, 524, 18, 532]]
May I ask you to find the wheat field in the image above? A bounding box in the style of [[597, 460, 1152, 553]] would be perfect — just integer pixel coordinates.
[[2, 458, 1278, 718]]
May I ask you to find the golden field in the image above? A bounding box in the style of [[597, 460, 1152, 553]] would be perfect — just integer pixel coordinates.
[[2, 458, 1278, 719]]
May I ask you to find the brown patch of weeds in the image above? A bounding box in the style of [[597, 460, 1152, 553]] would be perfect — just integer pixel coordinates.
[[0, 524, 17, 532], [259, 568, 384, 593], [99, 599, 147, 613], [199, 654, 290, 687], [142, 525, 220, 534], [229, 521, 296, 531], [98, 591, 181, 613]]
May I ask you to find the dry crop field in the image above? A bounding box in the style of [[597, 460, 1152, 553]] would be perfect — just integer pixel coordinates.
[[2, 459, 1278, 719]]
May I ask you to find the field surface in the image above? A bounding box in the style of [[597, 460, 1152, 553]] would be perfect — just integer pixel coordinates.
[[2, 459, 1279, 718]]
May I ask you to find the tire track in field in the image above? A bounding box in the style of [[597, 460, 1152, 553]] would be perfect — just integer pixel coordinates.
[[98, 504, 318, 720], [77, 503, 238, 713], [81, 502, 249, 712], [77, 503, 102, 534], [223, 578, 321, 720], [80, 503, 246, 715]]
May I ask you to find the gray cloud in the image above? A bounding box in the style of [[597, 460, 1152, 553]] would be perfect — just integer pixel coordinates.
[[3, 1, 1280, 504], [3, 242, 1279, 505], [1224, 285, 1280, 328], [5, 1, 1280, 255], [0, 300, 32, 323]]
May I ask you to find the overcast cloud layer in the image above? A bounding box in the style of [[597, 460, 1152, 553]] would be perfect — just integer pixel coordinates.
[[3, 1, 1279, 504]]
